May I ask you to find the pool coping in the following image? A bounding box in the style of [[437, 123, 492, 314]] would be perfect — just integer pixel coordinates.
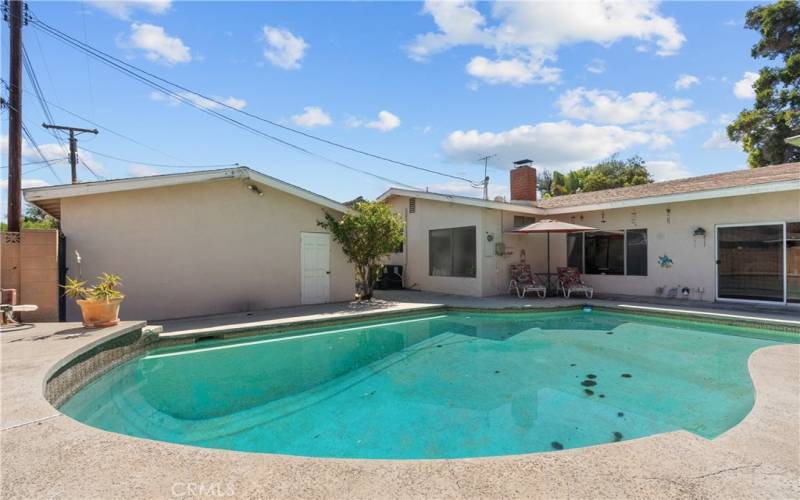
[[157, 302, 800, 345], [2, 306, 798, 498]]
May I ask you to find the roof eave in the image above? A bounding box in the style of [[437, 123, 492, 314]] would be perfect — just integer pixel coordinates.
[[378, 187, 546, 215], [541, 179, 800, 214], [23, 167, 350, 218]]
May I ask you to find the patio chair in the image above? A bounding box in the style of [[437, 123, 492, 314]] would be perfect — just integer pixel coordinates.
[[556, 267, 594, 299], [1, 304, 38, 325], [508, 264, 547, 298]]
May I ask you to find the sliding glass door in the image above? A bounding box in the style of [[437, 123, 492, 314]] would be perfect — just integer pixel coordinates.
[[717, 224, 785, 302], [787, 222, 800, 304]]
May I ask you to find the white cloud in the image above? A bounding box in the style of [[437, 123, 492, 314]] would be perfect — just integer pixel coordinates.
[[557, 87, 706, 132], [466, 54, 560, 85], [0, 134, 104, 183], [90, 0, 171, 20], [734, 71, 758, 99], [128, 164, 162, 177], [262, 26, 308, 70], [586, 58, 606, 75], [291, 106, 332, 128], [124, 23, 191, 65], [674, 74, 699, 90], [348, 111, 401, 132], [442, 121, 657, 170], [407, 1, 685, 85], [702, 129, 738, 150], [149, 91, 247, 110], [717, 113, 735, 125], [0, 178, 50, 190], [367, 111, 401, 132], [647, 160, 692, 181]]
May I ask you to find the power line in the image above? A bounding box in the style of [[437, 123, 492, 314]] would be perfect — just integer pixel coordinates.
[[21, 121, 64, 183], [30, 17, 421, 189], [78, 157, 103, 180], [1, 157, 68, 169], [80, 147, 240, 169], [30, 15, 471, 187], [22, 43, 68, 157]]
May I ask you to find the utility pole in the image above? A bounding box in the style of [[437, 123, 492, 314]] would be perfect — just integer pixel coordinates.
[[6, 0, 24, 232], [477, 154, 496, 200], [42, 124, 98, 183]]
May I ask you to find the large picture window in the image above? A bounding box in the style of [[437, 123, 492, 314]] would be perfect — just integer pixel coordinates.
[[585, 231, 625, 275], [569, 229, 648, 276], [429, 226, 476, 277]]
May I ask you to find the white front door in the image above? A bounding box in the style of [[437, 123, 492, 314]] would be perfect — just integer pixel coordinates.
[[300, 232, 331, 304]]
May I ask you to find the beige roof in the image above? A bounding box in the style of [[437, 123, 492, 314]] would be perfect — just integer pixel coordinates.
[[24, 167, 350, 219], [536, 162, 800, 209]]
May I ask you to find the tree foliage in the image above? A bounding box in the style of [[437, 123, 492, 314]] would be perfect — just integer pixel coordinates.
[[318, 201, 404, 301], [727, 0, 800, 167], [538, 156, 653, 198], [0, 205, 58, 231]]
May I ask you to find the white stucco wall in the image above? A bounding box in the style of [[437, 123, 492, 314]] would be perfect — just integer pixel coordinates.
[[387, 189, 799, 302], [548, 190, 799, 301], [387, 197, 484, 296], [60, 178, 354, 321]]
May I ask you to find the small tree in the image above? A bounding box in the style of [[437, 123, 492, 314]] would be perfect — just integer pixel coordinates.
[[318, 201, 404, 301]]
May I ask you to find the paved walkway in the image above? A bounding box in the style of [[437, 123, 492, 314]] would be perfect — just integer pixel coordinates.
[[1, 300, 798, 499]]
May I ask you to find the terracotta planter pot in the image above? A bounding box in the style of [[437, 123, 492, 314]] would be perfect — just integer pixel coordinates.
[[76, 298, 124, 328]]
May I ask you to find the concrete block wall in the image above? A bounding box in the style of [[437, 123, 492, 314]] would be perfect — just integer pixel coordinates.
[[1, 229, 60, 322]]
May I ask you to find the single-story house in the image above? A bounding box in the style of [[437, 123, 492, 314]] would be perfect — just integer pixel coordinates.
[[25, 167, 355, 321], [379, 161, 800, 306]]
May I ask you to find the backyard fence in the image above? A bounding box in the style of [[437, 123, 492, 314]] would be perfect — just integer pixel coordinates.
[[1, 229, 60, 322]]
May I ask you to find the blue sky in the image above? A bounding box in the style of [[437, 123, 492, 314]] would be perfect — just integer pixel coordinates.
[[2, 1, 767, 208]]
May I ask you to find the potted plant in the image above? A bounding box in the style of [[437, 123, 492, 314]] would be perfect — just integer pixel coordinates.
[[63, 273, 124, 327]]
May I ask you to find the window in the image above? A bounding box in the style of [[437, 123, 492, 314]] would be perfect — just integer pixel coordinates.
[[626, 229, 648, 276], [571, 229, 648, 276], [429, 226, 476, 277], [513, 215, 536, 228], [585, 231, 625, 275], [567, 233, 584, 273]]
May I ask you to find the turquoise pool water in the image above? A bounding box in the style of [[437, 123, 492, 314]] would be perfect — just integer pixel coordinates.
[[60, 310, 795, 459]]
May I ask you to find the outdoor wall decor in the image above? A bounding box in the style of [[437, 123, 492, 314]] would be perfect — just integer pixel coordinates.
[[658, 255, 674, 268], [693, 227, 707, 247]]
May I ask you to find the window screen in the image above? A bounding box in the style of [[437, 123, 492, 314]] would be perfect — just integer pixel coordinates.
[[567, 232, 584, 273], [626, 229, 648, 276], [429, 226, 476, 277]]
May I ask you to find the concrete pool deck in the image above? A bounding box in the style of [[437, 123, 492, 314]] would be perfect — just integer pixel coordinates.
[[155, 291, 800, 338], [1, 300, 799, 499]]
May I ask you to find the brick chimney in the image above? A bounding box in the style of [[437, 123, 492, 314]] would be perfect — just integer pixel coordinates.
[[510, 159, 537, 202]]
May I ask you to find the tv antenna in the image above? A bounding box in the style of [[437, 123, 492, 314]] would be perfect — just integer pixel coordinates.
[[477, 154, 496, 200]]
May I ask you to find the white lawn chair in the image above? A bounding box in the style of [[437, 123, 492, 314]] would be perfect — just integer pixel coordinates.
[[1, 304, 38, 325], [556, 267, 594, 299], [508, 264, 547, 298]]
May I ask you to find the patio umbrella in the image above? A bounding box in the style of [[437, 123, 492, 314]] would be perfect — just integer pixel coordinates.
[[511, 219, 595, 290]]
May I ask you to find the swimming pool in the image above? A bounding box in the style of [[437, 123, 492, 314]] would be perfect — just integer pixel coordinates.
[[59, 309, 796, 459]]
